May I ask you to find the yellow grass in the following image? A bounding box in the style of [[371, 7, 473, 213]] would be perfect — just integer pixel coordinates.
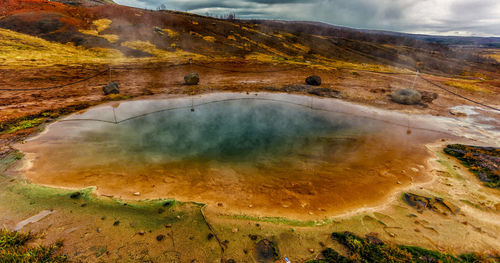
[[202, 36, 216, 43], [93, 19, 112, 33], [161, 28, 179, 37], [189, 31, 203, 38], [445, 80, 491, 93], [121, 40, 205, 61], [79, 19, 119, 43], [0, 28, 124, 68]]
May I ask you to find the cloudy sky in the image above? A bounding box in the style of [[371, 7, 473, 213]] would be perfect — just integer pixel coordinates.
[[113, 0, 500, 36]]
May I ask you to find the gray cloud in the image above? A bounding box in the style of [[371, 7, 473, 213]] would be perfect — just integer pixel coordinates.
[[114, 0, 500, 36]]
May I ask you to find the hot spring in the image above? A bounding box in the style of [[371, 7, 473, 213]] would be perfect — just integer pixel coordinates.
[[18, 93, 450, 217]]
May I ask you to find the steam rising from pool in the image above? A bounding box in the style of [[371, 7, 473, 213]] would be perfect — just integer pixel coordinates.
[[18, 93, 449, 217]]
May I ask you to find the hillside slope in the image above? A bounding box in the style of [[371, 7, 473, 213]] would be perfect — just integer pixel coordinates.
[[0, 0, 499, 76]]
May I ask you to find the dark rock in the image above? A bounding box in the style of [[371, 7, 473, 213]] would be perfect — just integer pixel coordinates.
[[156, 234, 165, 241], [308, 88, 342, 98], [249, 234, 258, 240], [255, 239, 279, 261], [184, 73, 200, 85], [80, 203, 87, 207], [420, 91, 438, 103], [113, 220, 120, 226], [207, 233, 214, 240], [162, 201, 171, 207], [70, 192, 81, 199], [103, 81, 119, 95], [306, 75, 322, 86], [391, 89, 422, 105]]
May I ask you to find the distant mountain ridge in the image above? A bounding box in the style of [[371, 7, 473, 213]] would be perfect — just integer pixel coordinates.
[[255, 20, 500, 48]]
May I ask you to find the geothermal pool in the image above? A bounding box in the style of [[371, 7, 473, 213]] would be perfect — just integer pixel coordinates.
[[18, 93, 450, 217]]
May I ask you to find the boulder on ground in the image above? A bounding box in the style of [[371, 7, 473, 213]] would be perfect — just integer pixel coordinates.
[[103, 81, 119, 95], [184, 73, 200, 85], [391, 89, 421, 105], [420, 91, 438, 103], [306, 75, 322, 86]]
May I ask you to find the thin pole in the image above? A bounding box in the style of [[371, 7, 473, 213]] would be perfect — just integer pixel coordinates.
[[108, 66, 112, 83], [410, 70, 418, 89]]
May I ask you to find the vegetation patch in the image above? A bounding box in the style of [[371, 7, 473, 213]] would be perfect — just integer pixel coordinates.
[[228, 214, 334, 227], [445, 80, 491, 93], [0, 28, 123, 68], [309, 232, 498, 263], [0, 103, 93, 134], [444, 144, 500, 188], [0, 229, 67, 262]]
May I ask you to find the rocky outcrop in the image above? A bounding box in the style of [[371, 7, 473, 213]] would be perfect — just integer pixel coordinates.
[[306, 75, 322, 86], [391, 89, 421, 105], [184, 73, 200, 85], [103, 81, 119, 95]]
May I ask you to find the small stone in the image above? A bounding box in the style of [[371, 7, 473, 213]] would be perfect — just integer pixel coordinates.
[[184, 73, 200, 85], [113, 220, 120, 226], [165, 224, 172, 228], [158, 208, 165, 214], [103, 81, 119, 95], [397, 181, 402, 184], [81, 203, 87, 207], [308, 248, 314, 253], [96, 228, 101, 233], [231, 228, 238, 233], [217, 202, 223, 207], [306, 75, 322, 86], [248, 204, 253, 208], [207, 233, 214, 240], [249, 234, 258, 240], [138, 230, 145, 235], [133, 192, 140, 196], [387, 232, 396, 237], [319, 242, 326, 247], [156, 234, 165, 241], [176, 215, 181, 219], [101, 216, 106, 220]]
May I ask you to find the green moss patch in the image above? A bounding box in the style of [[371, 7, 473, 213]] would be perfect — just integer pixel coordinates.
[[444, 144, 500, 188], [309, 232, 498, 263], [0, 102, 93, 134]]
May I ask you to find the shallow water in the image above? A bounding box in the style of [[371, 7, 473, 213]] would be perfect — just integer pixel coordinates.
[[19, 93, 451, 217]]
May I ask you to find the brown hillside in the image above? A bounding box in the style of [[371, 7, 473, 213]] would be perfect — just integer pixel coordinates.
[[1, 0, 498, 76]]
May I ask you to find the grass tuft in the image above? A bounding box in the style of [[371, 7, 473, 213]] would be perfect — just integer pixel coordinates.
[[0, 229, 67, 262], [308, 232, 498, 263]]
